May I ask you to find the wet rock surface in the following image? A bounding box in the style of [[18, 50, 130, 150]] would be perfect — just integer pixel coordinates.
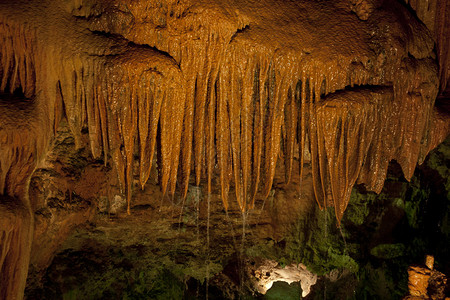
[[0, 0, 449, 298]]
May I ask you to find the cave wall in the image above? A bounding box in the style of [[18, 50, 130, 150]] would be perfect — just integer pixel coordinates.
[[0, 0, 449, 299]]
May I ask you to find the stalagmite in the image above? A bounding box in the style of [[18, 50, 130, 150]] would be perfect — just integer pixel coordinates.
[[1, 0, 449, 298]]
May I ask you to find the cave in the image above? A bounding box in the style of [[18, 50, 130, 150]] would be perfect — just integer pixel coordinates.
[[0, 0, 449, 299]]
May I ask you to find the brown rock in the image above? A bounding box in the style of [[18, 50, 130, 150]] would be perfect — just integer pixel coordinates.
[[428, 269, 448, 300], [408, 266, 431, 297]]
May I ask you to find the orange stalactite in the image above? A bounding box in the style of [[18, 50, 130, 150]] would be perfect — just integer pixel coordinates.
[[179, 51, 196, 199], [217, 63, 232, 210], [298, 72, 307, 193], [249, 57, 269, 208]]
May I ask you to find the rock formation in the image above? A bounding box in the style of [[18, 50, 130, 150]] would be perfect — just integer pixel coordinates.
[[250, 260, 317, 297], [0, 0, 449, 298], [405, 255, 449, 300]]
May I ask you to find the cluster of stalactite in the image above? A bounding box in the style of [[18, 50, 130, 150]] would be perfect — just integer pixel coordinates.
[[0, 18, 46, 197], [0, 6, 185, 217], [1, 0, 449, 227], [315, 85, 446, 220]]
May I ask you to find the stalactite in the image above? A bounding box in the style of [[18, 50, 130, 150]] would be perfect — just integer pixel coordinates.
[[236, 51, 253, 210], [283, 83, 298, 185], [217, 63, 232, 210], [93, 49, 185, 211], [0, 23, 36, 98], [298, 72, 307, 193], [316, 88, 391, 222], [180, 46, 196, 199], [228, 49, 243, 209], [138, 75, 162, 190], [249, 58, 269, 208]]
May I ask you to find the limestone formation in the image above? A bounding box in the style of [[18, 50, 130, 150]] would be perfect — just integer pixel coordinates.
[[250, 260, 317, 297], [0, 0, 449, 298], [405, 255, 449, 300]]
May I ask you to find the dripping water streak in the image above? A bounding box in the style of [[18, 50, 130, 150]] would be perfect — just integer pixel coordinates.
[[339, 226, 348, 255], [257, 189, 274, 225], [324, 209, 328, 300], [239, 210, 248, 297], [206, 193, 211, 299], [224, 209, 242, 298], [176, 194, 186, 250]]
